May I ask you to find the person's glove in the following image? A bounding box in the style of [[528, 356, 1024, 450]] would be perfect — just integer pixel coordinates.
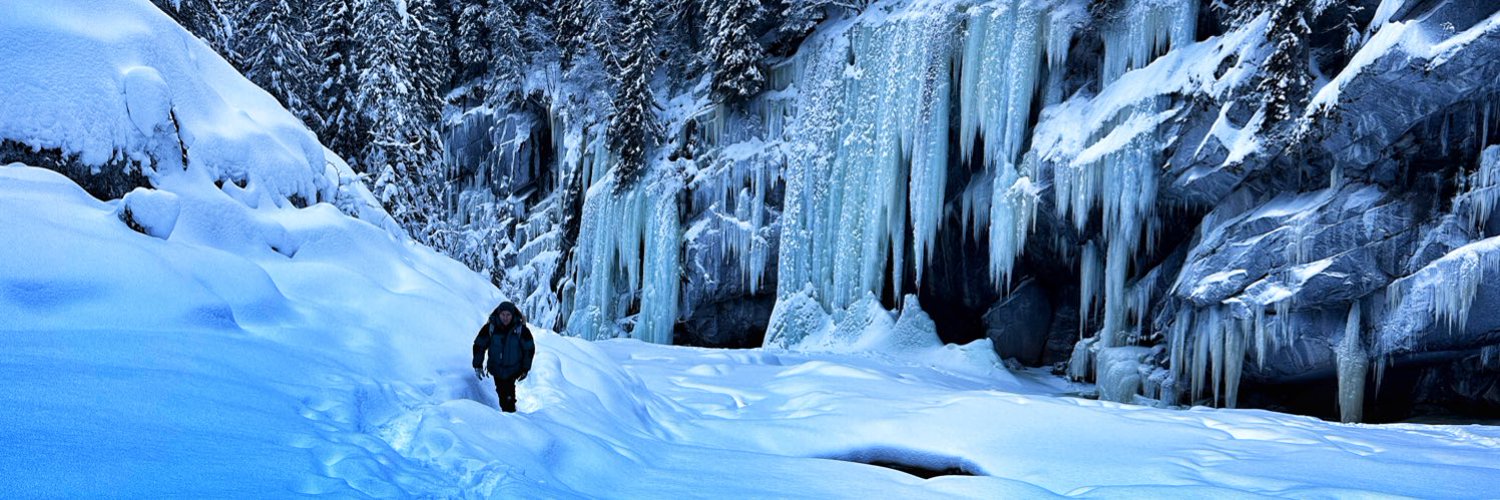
[[474, 367, 488, 380], [517, 372, 528, 382]]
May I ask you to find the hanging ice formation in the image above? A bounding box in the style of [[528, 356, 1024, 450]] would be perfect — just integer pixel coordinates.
[[1458, 145, 1500, 230], [1099, 0, 1198, 83], [685, 143, 778, 295], [1048, 0, 1196, 397], [1059, 0, 1196, 351], [775, 0, 1073, 318], [563, 122, 682, 343], [960, 1, 1056, 287], [776, 8, 959, 311]]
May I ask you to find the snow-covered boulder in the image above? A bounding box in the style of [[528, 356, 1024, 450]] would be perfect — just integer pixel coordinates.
[[0, 0, 378, 228]]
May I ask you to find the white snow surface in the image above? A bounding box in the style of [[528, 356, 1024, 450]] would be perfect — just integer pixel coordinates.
[[5, 165, 1500, 496]]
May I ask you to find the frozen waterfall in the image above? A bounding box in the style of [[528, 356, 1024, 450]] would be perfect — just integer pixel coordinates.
[[774, 0, 1080, 322]]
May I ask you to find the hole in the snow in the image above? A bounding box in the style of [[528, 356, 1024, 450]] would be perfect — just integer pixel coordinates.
[[864, 460, 977, 479], [826, 448, 981, 479]]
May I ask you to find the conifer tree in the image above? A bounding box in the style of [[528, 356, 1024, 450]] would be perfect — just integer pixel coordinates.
[[456, 0, 491, 75], [244, 0, 315, 121], [311, 0, 362, 163], [608, 0, 659, 189], [707, 0, 766, 102], [484, 0, 524, 103]]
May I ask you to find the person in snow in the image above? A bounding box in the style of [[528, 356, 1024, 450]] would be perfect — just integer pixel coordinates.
[[473, 301, 536, 413]]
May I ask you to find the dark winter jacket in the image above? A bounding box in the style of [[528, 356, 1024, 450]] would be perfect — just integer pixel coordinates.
[[473, 302, 536, 380]]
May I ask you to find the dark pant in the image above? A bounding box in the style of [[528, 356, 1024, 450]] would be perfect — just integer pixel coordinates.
[[493, 375, 519, 412]]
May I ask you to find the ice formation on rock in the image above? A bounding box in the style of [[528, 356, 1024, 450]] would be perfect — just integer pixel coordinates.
[[566, 169, 682, 343]]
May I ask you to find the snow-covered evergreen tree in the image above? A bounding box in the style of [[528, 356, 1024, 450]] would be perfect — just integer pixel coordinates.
[[152, 0, 240, 58], [483, 0, 524, 103], [350, 0, 450, 243], [778, 0, 828, 36], [607, 0, 660, 189], [1259, 0, 1312, 127], [243, 0, 315, 121], [707, 0, 766, 102], [358, 1, 418, 223], [311, 0, 362, 164], [513, 0, 558, 57], [407, 0, 451, 126], [557, 0, 617, 69], [455, 0, 491, 79]]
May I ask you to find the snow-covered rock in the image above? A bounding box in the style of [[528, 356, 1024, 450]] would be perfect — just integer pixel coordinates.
[[0, 0, 383, 231]]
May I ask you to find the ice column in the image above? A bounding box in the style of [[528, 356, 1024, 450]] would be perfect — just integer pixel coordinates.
[[636, 178, 681, 344], [1336, 302, 1367, 423], [1055, 104, 1162, 348]]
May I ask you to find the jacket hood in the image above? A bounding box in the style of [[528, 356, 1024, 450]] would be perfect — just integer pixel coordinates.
[[491, 301, 524, 325]]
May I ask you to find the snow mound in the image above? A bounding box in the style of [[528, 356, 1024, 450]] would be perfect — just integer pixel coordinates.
[[0, 0, 368, 215]]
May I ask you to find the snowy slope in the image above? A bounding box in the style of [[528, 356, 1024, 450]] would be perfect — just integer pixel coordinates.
[[0, 0, 497, 494], [0, 164, 497, 495]]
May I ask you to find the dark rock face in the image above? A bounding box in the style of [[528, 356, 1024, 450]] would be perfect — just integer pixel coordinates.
[[445, 109, 555, 200], [1304, 10, 1500, 179], [677, 295, 775, 348], [918, 213, 1003, 346], [1042, 302, 1083, 368], [983, 279, 1053, 366]]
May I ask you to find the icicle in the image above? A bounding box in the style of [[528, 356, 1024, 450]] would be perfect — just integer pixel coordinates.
[[566, 170, 682, 344], [1100, 0, 1198, 83], [1374, 353, 1390, 398], [953, 0, 1052, 286], [1168, 307, 1192, 404], [1459, 146, 1500, 230], [1208, 307, 1225, 406], [1223, 315, 1248, 408], [989, 161, 1038, 286], [1079, 241, 1103, 332], [1100, 133, 1160, 346], [1191, 310, 1211, 403], [1336, 301, 1368, 423], [908, 34, 953, 285]]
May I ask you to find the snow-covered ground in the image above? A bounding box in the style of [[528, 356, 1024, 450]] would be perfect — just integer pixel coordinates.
[[3, 162, 1499, 498]]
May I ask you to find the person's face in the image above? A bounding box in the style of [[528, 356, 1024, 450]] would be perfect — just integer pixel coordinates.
[[499, 310, 514, 325]]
